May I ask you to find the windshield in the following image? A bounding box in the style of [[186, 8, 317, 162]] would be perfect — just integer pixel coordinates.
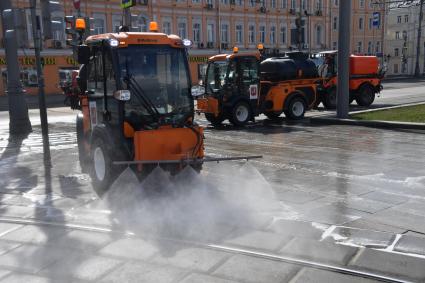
[[117, 45, 192, 125], [205, 60, 229, 94]]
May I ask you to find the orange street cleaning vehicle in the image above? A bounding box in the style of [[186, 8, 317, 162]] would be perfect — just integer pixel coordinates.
[[316, 51, 384, 109], [195, 50, 320, 126], [69, 23, 260, 191]]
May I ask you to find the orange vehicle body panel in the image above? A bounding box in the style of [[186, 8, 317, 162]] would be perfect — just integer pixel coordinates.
[[196, 97, 219, 116], [350, 55, 379, 75], [264, 78, 319, 112], [323, 76, 381, 90], [208, 52, 261, 62], [133, 127, 204, 162]]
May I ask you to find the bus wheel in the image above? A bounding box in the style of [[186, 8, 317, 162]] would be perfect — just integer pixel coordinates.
[[230, 101, 251, 126], [356, 84, 375, 107], [323, 88, 337, 109], [284, 97, 306, 120], [205, 113, 224, 127]]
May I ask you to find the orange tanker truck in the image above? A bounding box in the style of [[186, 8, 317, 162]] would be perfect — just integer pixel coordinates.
[[316, 51, 384, 109], [195, 50, 320, 126], [67, 22, 260, 191]]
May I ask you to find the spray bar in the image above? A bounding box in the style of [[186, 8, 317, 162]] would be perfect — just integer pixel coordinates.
[[112, 155, 263, 166]]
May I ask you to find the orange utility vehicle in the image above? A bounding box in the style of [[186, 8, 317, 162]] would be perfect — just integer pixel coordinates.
[[69, 22, 260, 191], [195, 50, 320, 126], [316, 51, 384, 109]]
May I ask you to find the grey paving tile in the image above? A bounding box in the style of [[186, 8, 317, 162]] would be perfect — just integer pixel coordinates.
[[0, 225, 68, 245], [179, 273, 239, 283], [0, 244, 77, 273], [0, 273, 51, 283], [0, 270, 11, 281], [212, 254, 300, 283], [345, 219, 407, 234], [292, 268, 381, 283], [39, 253, 122, 281], [349, 248, 425, 281], [152, 246, 229, 272], [98, 237, 159, 260], [0, 205, 33, 218], [394, 235, 425, 256], [47, 229, 114, 252], [324, 227, 395, 249], [99, 261, 186, 283], [267, 219, 329, 240], [333, 197, 393, 214], [361, 191, 409, 205], [0, 241, 20, 256], [300, 204, 368, 225], [365, 209, 425, 234], [280, 237, 358, 265], [392, 201, 425, 218], [224, 230, 291, 252], [0, 223, 23, 237], [275, 190, 323, 204]]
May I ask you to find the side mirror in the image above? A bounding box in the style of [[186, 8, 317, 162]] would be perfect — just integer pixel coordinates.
[[191, 85, 205, 97], [114, 90, 131, 101], [77, 45, 90, 64]]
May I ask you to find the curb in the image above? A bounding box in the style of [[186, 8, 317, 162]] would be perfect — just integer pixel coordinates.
[[349, 101, 425, 115], [310, 117, 425, 130]]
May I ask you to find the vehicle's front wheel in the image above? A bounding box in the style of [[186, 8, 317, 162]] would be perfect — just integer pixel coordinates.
[[284, 97, 306, 120], [356, 84, 375, 107], [322, 87, 337, 109], [230, 101, 251, 127], [90, 138, 115, 192], [205, 113, 225, 127]]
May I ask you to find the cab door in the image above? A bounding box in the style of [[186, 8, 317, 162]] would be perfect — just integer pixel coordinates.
[[235, 56, 260, 114]]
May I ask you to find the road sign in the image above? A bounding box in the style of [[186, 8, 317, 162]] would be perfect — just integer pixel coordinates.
[[121, 0, 135, 8], [73, 0, 80, 9], [373, 12, 380, 27]]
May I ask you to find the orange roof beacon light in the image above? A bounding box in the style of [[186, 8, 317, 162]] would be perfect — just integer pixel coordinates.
[[75, 18, 86, 31], [233, 46, 239, 53], [257, 43, 264, 51], [149, 21, 159, 32]]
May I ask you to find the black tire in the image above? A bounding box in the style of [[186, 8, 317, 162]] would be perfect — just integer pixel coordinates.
[[284, 96, 306, 120], [356, 84, 375, 107], [265, 112, 282, 121], [322, 88, 337, 109], [229, 101, 251, 127], [205, 113, 224, 127], [89, 137, 116, 192], [76, 115, 90, 173]]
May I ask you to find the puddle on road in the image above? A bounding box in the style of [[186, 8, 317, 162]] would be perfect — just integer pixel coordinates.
[[102, 162, 287, 242]]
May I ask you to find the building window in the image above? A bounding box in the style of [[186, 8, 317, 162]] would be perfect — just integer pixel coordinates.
[[162, 21, 171, 34], [395, 31, 400, 39], [207, 24, 214, 43], [291, 0, 296, 9], [394, 64, 399, 74], [376, 41, 380, 53], [281, 0, 287, 9], [316, 25, 322, 46], [192, 0, 200, 3], [280, 25, 286, 44], [249, 25, 255, 44], [132, 15, 148, 32], [92, 14, 106, 35], [333, 17, 337, 30], [178, 22, 187, 39], [221, 0, 228, 4], [193, 23, 201, 43], [405, 15, 409, 23], [270, 26, 276, 44], [367, 41, 372, 54], [394, 48, 399, 57], [112, 14, 122, 33], [236, 0, 242, 5], [250, 0, 255, 7], [359, 17, 364, 30], [259, 26, 266, 43], [359, 0, 364, 8], [236, 24, 243, 44], [369, 17, 372, 29], [315, 0, 322, 11], [221, 24, 229, 43], [332, 41, 337, 50], [271, 0, 276, 8], [397, 16, 402, 23], [302, 0, 307, 10], [402, 30, 407, 39], [357, 41, 362, 54], [334, 0, 338, 6]]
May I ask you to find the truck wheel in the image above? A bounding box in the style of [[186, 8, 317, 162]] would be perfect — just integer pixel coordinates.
[[356, 84, 375, 107], [230, 101, 251, 126], [76, 115, 89, 173], [322, 88, 337, 109], [265, 112, 282, 121], [205, 113, 224, 127], [284, 97, 306, 120], [90, 137, 116, 192]]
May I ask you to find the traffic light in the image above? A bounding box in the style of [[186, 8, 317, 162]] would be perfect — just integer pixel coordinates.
[[40, 0, 63, 39]]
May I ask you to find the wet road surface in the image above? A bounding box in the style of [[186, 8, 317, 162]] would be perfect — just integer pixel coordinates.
[[0, 108, 425, 282]]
